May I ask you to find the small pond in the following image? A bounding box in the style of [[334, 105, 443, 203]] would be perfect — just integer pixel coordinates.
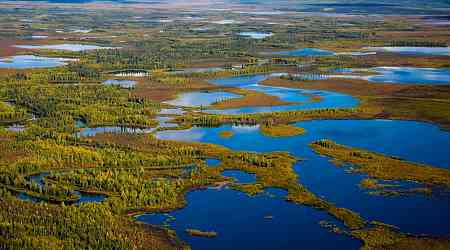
[[15, 44, 117, 52], [0, 55, 75, 69]]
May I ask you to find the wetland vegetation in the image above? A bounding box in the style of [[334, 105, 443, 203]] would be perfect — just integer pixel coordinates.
[[0, 0, 449, 249]]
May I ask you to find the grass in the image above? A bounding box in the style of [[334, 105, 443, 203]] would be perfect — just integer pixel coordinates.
[[262, 77, 450, 130], [210, 88, 290, 109], [310, 139, 450, 188], [351, 225, 450, 250], [260, 124, 305, 137], [186, 229, 217, 238], [358, 178, 399, 190]]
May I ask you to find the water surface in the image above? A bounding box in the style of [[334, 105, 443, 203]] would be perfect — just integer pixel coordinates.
[[204, 75, 359, 114], [15, 44, 117, 51], [136, 188, 360, 250], [221, 170, 256, 183], [76, 126, 155, 137], [165, 91, 241, 107], [103, 79, 136, 89], [367, 67, 450, 84], [0, 55, 75, 69], [238, 32, 273, 39], [366, 47, 450, 56], [328, 67, 450, 85], [156, 119, 450, 235], [272, 48, 335, 57]]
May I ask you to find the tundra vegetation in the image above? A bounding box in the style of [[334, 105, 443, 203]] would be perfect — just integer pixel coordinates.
[[0, 1, 449, 250]]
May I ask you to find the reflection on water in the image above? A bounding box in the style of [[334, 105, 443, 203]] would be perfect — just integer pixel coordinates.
[[76, 126, 155, 137], [238, 32, 273, 39], [165, 91, 241, 107], [204, 74, 359, 114], [17, 173, 107, 205], [366, 46, 450, 56], [272, 48, 335, 57], [15, 44, 117, 51], [221, 170, 256, 183], [136, 188, 360, 250], [156, 119, 450, 236], [0, 55, 76, 69], [103, 79, 136, 89], [327, 67, 450, 85]]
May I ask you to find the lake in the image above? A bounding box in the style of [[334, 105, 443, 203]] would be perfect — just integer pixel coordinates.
[[15, 44, 117, 51], [0, 55, 76, 69], [155, 119, 450, 238], [164, 91, 241, 107], [238, 32, 273, 39], [366, 46, 450, 56]]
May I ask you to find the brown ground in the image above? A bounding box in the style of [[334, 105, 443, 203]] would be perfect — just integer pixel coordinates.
[[131, 78, 217, 102], [0, 39, 33, 57]]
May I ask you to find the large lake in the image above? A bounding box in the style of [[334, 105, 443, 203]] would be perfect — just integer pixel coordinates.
[[137, 73, 450, 250]]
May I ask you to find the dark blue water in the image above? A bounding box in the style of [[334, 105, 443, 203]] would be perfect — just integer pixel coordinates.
[[204, 75, 359, 114], [272, 48, 335, 57], [0, 55, 74, 69], [156, 119, 450, 236], [136, 188, 360, 250], [18, 173, 107, 205], [221, 170, 256, 183], [205, 158, 221, 167]]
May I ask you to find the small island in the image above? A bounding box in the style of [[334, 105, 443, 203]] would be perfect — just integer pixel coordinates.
[[260, 124, 305, 137], [186, 229, 218, 238], [218, 130, 234, 138]]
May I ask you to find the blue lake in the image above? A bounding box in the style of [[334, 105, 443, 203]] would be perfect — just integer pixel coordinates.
[[0, 55, 75, 69], [19, 173, 107, 205], [366, 47, 450, 56], [221, 170, 256, 183], [238, 32, 273, 39], [204, 74, 359, 114], [137, 72, 450, 249], [155, 119, 450, 237], [164, 91, 241, 107], [367, 67, 450, 84], [15, 44, 117, 51], [136, 188, 360, 250], [329, 67, 450, 85], [272, 48, 335, 57], [205, 158, 221, 167]]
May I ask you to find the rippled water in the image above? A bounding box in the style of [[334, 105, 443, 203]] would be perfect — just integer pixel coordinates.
[[136, 188, 360, 250]]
